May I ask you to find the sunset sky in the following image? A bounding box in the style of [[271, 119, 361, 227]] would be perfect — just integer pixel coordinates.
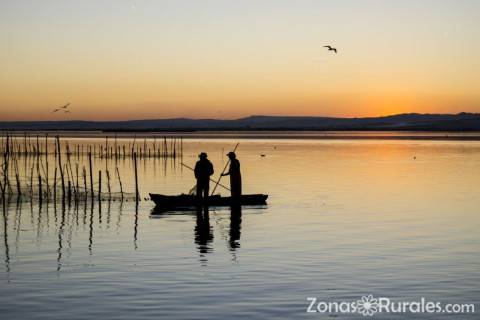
[[1, 0, 479, 121]]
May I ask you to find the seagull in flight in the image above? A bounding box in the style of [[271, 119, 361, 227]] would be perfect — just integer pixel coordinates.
[[323, 45, 337, 53], [52, 102, 71, 113]]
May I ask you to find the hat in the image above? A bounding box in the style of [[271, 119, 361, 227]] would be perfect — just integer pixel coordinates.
[[226, 151, 236, 157], [199, 152, 208, 158]]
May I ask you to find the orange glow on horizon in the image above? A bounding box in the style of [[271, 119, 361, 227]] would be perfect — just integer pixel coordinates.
[[1, 1, 479, 121]]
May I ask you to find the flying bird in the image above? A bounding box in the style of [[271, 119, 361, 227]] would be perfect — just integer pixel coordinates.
[[323, 45, 337, 53], [52, 102, 70, 113]]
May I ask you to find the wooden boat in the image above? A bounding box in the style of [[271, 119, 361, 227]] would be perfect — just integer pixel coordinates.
[[149, 193, 268, 210]]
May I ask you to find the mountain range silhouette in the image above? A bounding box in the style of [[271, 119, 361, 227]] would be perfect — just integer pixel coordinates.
[[1, 113, 479, 131]]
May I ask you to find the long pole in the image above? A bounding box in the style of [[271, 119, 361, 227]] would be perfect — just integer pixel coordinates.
[[210, 142, 239, 196], [181, 163, 231, 192]]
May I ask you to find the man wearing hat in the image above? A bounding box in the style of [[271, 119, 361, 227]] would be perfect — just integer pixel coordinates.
[[194, 152, 214, 200], [222, 151, 242, 200]]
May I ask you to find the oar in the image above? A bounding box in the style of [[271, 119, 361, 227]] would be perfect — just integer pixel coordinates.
[[181, 163, 231, 192], [210, 142, 239, 196]]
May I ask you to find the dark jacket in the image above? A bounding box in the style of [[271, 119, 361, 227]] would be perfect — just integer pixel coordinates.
[[228, 159, 241, 178], [194, 159, 214, 182], [227, 158, 241, 197]]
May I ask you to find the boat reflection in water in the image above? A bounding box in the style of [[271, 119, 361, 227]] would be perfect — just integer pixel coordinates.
[[194, 206, 214, 258], [151, 203, 257, 263], [229, 205, 242, 251], [194, 205, 243, 263]]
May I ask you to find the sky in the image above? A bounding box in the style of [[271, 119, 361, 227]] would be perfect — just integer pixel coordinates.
[[0, 0, 479, 121]]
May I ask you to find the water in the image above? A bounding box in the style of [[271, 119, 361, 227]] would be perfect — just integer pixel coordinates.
[[1, 136, 480, 319]]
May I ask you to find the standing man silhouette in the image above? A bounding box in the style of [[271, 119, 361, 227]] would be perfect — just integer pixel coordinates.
[[194, 152, 214, 200], [222, 151, 242, 200]]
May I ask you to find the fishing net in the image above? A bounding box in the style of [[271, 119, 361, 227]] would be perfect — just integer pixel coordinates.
[[188, 184, 196, 195]]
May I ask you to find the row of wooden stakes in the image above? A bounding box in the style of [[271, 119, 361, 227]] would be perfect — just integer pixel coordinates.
[[1, 134, 149, 204]]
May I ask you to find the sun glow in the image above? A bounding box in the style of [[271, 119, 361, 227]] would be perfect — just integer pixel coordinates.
[[0, 1, 479, 120]]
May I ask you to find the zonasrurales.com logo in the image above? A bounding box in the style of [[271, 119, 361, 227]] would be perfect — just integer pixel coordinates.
[[306, 295, 476, 316], [356, 295, 379, 316]]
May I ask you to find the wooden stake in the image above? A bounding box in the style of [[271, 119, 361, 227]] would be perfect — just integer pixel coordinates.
[[98, 170, 102, 202], [45, 134, 49, 198], [115, 166, 123, 200], [56, 136, 65, 200], [134, 152, 139, 203], [67, 180, 72, 204], [106, 170, 111, 199], [15, 173, 21, 196], [89, 152, 94, 200], [38, 174, 42, 204], [53, 167, 57, 201], [82, 166, 87, 196]]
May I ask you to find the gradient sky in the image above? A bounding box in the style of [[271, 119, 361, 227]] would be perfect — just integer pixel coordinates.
[[1, 0, 479, 121]]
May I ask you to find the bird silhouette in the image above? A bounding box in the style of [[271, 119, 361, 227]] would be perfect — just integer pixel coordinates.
[[323, 45, 337, 53], [52, 102, 70, 113]]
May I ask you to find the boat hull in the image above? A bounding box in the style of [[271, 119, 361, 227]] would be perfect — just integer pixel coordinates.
[[149, 193, 268, 210]]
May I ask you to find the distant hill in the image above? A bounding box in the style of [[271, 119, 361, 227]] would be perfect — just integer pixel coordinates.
[[0, 113, 479, 131]]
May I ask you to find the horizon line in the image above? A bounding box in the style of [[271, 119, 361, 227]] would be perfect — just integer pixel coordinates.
[[0, 111, 478, 123]]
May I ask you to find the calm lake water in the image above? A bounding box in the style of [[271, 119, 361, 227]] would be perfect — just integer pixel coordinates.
[[1, 135, 480, 319]]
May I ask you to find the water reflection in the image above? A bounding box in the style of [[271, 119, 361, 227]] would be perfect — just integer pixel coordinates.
[[150, 203, 251, 264], [116, 200, 123, 232], [57, 204, 66, 271], [88, 200, 94, 255], [193, 205, 244, 264], [2, 201, 9, 277], [1, 195, 132, 272], [229, 205, 242, 251], [134, 203, 139, 250], [1, 137, 479, 320], [106, 199, 111, 228], [3, 183, 259, 275], [194, 207, 214, 263], [15, 199, 22, 256]]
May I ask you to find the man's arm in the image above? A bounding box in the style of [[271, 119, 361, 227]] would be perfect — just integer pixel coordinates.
[[209, 162, 214, 176], [221, 165, 231, 176], [194, 162, 200, 179]]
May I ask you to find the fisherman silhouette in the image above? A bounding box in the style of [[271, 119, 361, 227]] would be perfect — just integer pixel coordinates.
[[194, 152, 214, 200], [221, 151, 242, 200]]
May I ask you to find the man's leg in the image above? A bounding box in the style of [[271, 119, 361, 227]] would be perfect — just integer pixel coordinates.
[[204, 184, 209, 199], [196, 182, 202, 200]]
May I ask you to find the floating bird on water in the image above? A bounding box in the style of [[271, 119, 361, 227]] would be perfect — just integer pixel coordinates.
[[323, 45, 337, 53], [52, 102, 70, 113]]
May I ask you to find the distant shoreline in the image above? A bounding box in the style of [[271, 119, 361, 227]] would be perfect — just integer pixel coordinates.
[[1, 113, 479, 132], [2, 130, 480, 141]]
